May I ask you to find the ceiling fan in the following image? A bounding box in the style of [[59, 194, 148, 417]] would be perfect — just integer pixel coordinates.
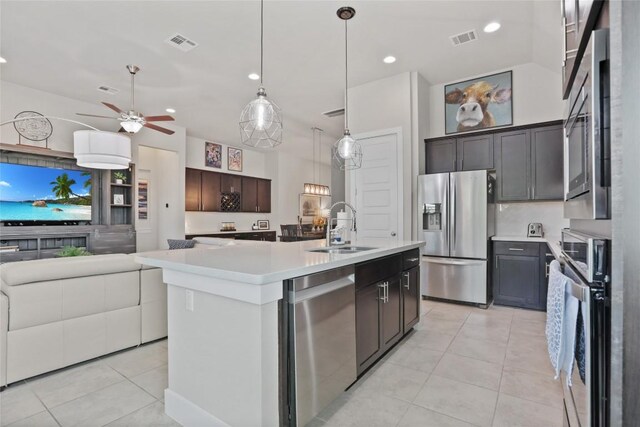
[[77, 65, 175, 135]]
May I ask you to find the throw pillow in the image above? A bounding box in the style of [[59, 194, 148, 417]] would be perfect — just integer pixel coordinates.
[[167, 239, 196, 250]]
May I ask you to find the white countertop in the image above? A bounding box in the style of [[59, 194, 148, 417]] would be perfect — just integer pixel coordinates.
[[135, 238, 425, 286], [492, 235, 563, 260]]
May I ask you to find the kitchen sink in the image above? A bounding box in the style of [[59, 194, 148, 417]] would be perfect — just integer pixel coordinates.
[[307, 246, 377, 255]]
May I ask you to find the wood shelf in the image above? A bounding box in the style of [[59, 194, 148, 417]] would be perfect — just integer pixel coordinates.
[[110, 183, 132, 187], [0, 142, 75, 159], [110, 204, 132, 207]]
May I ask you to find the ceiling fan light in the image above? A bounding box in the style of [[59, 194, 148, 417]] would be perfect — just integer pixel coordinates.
[[121, 120, 143, 133], [74, 130, 131, 170]]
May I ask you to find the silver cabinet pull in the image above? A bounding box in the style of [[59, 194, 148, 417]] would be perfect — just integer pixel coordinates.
[[403, 272, 410, 290], [407, 257, 419, 262], [546, 262, 551, 278], [508, 248, 525, 251], [385, 281, 390, 303], [378, 283, 385, 301]]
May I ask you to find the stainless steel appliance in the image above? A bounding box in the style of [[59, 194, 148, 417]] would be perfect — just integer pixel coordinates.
[[282, 266, 357, 427], [561, 229, 610, 427], [528, 222, 544, 237], [418, 170, 495, 306], [564, 29, 610, 219]]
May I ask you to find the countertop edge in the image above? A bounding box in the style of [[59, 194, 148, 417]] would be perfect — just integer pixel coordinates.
[[491, 235, 563, 260]]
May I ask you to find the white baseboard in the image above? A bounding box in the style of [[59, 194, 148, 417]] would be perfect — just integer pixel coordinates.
[[164, 388, 230, 427]]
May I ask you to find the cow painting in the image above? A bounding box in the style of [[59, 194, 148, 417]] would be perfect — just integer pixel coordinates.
[[444, 71, 513, 134]]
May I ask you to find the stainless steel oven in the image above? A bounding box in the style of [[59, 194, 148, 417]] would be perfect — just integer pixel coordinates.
[[564, 29, 610, 219], [561, 229, 610, 427]]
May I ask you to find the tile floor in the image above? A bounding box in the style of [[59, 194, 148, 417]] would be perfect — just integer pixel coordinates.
[[0, 300, 563, 427]]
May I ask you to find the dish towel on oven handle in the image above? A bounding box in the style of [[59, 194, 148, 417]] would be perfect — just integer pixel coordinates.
[[546, 260, 580, 385]]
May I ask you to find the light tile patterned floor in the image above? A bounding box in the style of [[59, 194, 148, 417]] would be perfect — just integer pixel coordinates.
[[0, 300, 563, 427]]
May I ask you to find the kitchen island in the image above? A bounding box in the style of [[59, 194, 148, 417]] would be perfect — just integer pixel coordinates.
[[135, 238, 424, 427]]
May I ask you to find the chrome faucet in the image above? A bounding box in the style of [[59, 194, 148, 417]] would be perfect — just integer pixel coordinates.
[[326, 201, 357, 246]]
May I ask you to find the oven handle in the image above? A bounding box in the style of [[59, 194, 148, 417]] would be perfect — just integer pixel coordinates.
[[562, 260, 590, 303]]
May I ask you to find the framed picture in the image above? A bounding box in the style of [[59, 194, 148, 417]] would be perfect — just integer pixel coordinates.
[[444, 70, 512, 135], [228, 147, 243, 172], [205, 142, 222, 168], [113, 194, 124, 205], [138, 179, 148, 220], [257, 220, 270, 230], [299, 194, 331, 223]]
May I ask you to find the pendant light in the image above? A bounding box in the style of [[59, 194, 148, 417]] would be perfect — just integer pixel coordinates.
[[333, 6, 362, 171], [239, 0, 283, 148]]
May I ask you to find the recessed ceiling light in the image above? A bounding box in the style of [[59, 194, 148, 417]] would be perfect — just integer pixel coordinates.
[[383, 56, 396, 64], [166, 108, 176, 113], [483, 22, 501, 33], [0, 57, 6, 64], [248, 73, 260, 80]]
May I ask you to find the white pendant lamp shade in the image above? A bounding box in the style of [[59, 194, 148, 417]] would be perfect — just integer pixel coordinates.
[[333, 6, 362, 171], [240, 87, 283, 148], [239, 0, 283, 148], [74, 130, 131, 170], [120, 120, 143, 133]]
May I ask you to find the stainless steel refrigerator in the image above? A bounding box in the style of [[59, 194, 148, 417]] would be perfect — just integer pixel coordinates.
[[418, 170, 495, 306]]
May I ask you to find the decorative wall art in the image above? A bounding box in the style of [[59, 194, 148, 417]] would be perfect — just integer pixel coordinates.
[[205, 142, 222, 168], [257, 220, 270, 230], [444, 70, 513, 135], [113, 194, 125, 205], [228, 147, 243, 172], [138, 179, 148, 220]]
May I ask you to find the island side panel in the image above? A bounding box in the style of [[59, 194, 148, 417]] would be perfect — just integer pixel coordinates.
[[165, 283, 279, 427]]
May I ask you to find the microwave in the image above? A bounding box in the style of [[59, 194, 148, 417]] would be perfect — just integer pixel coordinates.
[[563, 29, 610, 219]]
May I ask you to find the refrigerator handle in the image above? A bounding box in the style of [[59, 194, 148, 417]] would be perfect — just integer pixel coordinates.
[[450, 176, 456, 254]]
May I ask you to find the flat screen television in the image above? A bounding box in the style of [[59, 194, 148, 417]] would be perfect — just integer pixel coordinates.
[[0, 163, 92, 224]]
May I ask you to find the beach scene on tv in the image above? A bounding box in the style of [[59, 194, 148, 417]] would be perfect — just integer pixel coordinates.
[[0, 163, 92, 221]]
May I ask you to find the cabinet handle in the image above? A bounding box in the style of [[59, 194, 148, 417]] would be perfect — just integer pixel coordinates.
[[495, 256, 498, 269], [407, 257, 420, 262], [403, 272, 410, 290], [385, 281, 389, 303], [508, 248, 525, 251], [378, 283, 385, 302], [546, 262, 550, 278]]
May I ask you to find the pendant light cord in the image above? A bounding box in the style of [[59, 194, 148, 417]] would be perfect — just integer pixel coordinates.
[[260, 0, 264, 86], [344, 19, 349, 130]]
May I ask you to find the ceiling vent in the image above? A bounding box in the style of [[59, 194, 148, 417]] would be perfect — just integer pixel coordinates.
[[322, 108, 345, 118], [449, 30, 478, 46], [97, 85, 119, 95], [165, 33, 198, 52]]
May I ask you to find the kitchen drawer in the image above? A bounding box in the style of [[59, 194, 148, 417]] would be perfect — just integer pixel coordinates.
[[355, 254, 402, 289], [493, 241, 540, 257], [402, 249, 420, 270]]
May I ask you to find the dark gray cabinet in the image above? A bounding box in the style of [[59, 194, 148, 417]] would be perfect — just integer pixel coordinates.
[[457, 135, 494, 171], [355, 251, 417, 375], [495, 130, 531, 201], [492, 241, 550, 311], [494, 124, 564, 202], [425, 139, 456, 174], [531, 125, 564, 200]]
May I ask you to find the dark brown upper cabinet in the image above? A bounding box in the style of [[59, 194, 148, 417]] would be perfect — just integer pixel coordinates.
[[185, 168, 202, 211], [201, 171, 221, 211], [425, 139, 457, 174], [457, 134, 494, 171]]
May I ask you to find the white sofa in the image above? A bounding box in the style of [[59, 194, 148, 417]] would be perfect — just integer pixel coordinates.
[[0, 254, 168, 386]]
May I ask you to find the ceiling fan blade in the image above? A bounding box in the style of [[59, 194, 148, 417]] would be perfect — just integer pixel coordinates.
[[144, 123, 175, 135], [76, 113, 119, 120], [143, 115, 175, 122], [102, 102, 124, 114]]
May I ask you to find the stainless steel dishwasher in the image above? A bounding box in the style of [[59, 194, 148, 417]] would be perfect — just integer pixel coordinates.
[[282, 265, 356, 427]]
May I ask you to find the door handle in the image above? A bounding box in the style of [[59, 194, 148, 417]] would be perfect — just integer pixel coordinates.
[[403, 272, 410, 290], [391, 232, 396, 237]]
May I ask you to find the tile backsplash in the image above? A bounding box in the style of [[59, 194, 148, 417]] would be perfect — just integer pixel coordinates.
[[496, 201, 569, 237]]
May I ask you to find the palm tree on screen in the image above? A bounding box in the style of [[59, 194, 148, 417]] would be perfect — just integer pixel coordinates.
[[50, 173, 89, 201]]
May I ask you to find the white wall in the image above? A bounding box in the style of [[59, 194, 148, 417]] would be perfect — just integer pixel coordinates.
[[495, 201, 569, 238], [1, 81, 186, 251], [347, 71, 430, 241], [427, 62, 565, 138]]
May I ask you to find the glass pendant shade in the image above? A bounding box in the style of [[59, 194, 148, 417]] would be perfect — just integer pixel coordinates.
[[240, 88, 283, 148], [120, 120, 143, 133], [333, 131, 362, 170], [74, 130, 131, 170]]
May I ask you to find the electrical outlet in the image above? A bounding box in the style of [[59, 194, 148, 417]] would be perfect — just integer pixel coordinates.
[[185, 290, 194, 311]]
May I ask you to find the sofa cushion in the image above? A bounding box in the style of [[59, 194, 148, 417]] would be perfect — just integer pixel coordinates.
[[0, 254, 140, 287], [167, 239, 196, 250], [192, 237, 236, 247]]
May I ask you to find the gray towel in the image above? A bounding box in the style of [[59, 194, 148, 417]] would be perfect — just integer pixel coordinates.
[[545, 260, 580, 384]]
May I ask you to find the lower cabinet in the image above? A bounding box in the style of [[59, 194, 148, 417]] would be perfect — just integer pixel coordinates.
[[355, 250, 420, 375], [492, 241, 550, 311], [402, 266, 420, 333]]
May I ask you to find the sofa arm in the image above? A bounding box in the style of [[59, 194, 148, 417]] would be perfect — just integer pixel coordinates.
[[1, 291, 8, 387]]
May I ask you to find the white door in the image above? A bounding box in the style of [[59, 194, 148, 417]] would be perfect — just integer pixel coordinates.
[[350, 130, 401, 242]]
